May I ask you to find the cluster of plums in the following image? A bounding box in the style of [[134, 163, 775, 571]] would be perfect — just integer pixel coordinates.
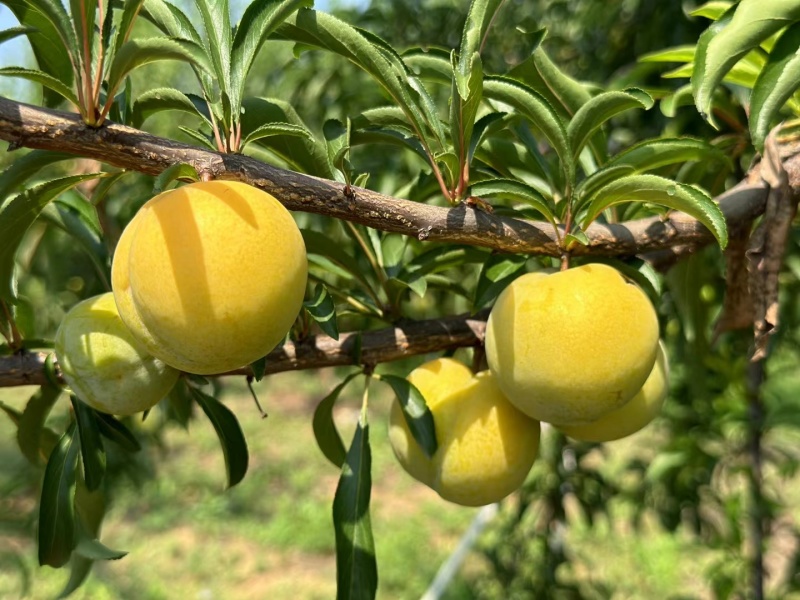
[[55, 182, 667, 508]]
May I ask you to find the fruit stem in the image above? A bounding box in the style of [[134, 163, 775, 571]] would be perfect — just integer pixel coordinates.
[[246, 375, 267, 419], [559, 253, 570, 271]]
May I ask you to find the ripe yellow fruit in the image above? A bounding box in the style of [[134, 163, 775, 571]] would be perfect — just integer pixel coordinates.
[[485, 263, 659, 426], [557, 342, 669, 442], [112, 181, 308, 374], [388, 358, 540, 507], [54, 293, 180, 415]]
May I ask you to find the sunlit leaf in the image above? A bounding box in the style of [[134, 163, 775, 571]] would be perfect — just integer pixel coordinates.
[[153, 163, 200, 194], [751, 22, 800, 151], [0, 67, 79, 106], [582, 174, 728, 248], [692, 0, 800, 126], [474, 252, 528, 308], [132, 87, 210, 128], [471, 178, 555, 223], [567, 89, 653, 161]]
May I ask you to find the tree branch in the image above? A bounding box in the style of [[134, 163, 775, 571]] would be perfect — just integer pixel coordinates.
[[1, 95, 794, 257], [0, 312, 487, 388]]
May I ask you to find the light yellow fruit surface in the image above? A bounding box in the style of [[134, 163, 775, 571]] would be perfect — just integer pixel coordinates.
[[388, 358, 540, 507], [558, 342, 669, 442], [485, 263, 659, 426], [112, 180, 308, 374], [54, 293, 180, 415]]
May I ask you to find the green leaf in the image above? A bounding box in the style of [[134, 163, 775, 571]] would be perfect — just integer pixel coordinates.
[[74, 537, 127, 561], [71, 397, 106, 492], [313, 372, 359, 468], [567, 89, 653, 161], [575, 165, 636, 203], [638, 45, 696, 64], [301, 229, 372, 291], [0, 173, 103, 302], [0, 25, 35, 45], [194, 0, 233, 115], [0, 150, 74, 207], [470, 178, 555, 223], [449, 51, 483, 191], [0, 0, 76, 107], [280, 9, 437, 155], [242, 97, 332, 178], [304, 284, 339, 340], [333, 407, 377, 600], [379, 375, 437, 459], [582, 174, 728, 248], [483, 76, 574, 185], [474, 253, 528, 309], [690, 1, 734, 20], [323, 118, 352, 179], [0, 67, 79, 106], [468, 111, 506, 163], [94, 412, 141, 453], [153, 163, 200, 194], [17, 383, 61, 466], [140, 0, 202, 43], [106, 37, 212, 100], [132, 87, 210, 128], [240, 122, 313, 151], [751, 22, 800, 151], [230, 0, 310, 111], [605, 137, 729, 173], [113, 0, 146, 55], [191, 387, 249, 488], [38, 423, 79, 568], [692, 0, 800, 126], [458, 0, 503, 66], [178, 126, 216, 150]]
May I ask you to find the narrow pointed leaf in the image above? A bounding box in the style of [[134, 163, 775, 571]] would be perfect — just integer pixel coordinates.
[[567, 89, 653, 160], [692, 0, 800, 125], [450, 51, 483, 186], [38, 423, 79, 568], [70, 0, 96, 76], [191, 387, 249, 488], [113, 0, 146, 55], [153, 163, 200, 194], [474, 252, 529, 308], [231, 0, 310, 109], [0, 67, 79, 106], [17, 383, 61, 466], [71, 397, 106, 492], [178, 126, 216, 150], [751, 22, 800, 151], [0, 25, 35, 45], [0, 150, 74, 207], [304, 284, 339, 340], [458, 0, 503, 67], [241, 122, 313, 150], [605, 137, 729, 173], [94, 412, 141, 453], [74, 537, 127, 561], [582, 174, 728, 248], [107, 38, 212, 99], [0, 0, 75, 106], [470, 179, 555, 224], [483, 76, 573, 184], [0, 173, 104, 302], [333, 410, 377, 600], [313, 372, 359, 468], [379, 375, 437, 459], [140, 0, 202, 42], [132, 87, 210, 128], [242, 97, 332, 177]]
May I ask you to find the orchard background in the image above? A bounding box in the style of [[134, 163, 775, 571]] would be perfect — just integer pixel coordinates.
[[1, 0, 800, 598]]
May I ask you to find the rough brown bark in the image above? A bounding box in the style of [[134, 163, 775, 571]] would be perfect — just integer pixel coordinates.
[[0, 312, 487, 388], [0, 95, 793, 257]]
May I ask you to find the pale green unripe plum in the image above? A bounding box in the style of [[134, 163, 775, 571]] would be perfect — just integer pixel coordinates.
[[54, 293, 180, 415], [558, 342, 669, 442], [388, 358, 540, 507], [485, 264, 660, 426]]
